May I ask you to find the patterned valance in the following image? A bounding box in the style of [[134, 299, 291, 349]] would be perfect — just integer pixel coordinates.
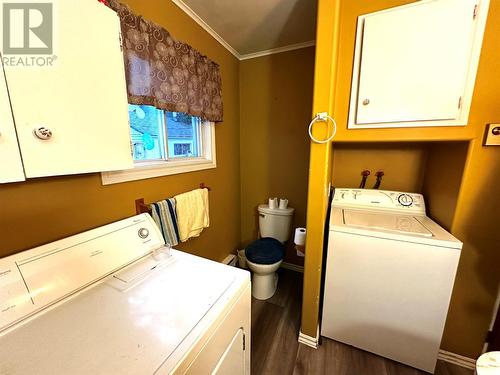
[[107, 1, 223, 122]]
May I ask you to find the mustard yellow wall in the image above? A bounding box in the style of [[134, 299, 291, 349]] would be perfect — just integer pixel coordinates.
[[301, 0, 341, 337], [303, 0, 500, 357], [332, 143, 428, 192], [239, 47, 315, 264], [0, 0, 241, 263], [422, 142, 469, 231], [441, 2, 500, 354]]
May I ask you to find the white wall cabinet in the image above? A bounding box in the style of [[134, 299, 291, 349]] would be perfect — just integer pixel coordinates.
[[1, 0, 132, 181], [348, 0, 490, 129], [0, 56, 24, 183]]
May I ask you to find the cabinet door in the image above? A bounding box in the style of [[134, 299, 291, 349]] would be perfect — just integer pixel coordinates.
[[212, 329, 245, 375], [180, 285, 251, 375], [350, 0, 486, 127], [4, 0, 132, 178], [0, 56, 24, 183]]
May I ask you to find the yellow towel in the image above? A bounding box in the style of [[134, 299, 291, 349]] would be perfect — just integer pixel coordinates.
[[174, 188, 209, 242]]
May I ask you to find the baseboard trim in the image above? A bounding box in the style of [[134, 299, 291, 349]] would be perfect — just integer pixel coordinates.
[[298, 326, 319, 349], [221, 254, 237, 266], [437, 350, 476, 370], [281, 262, 304, 273], [296, 332, 476, 369]]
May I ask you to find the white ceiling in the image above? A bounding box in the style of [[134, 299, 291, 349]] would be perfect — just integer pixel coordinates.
[[172, 0, 317, 59]]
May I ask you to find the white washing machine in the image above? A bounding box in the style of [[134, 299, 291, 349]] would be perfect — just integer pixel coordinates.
[[321, 188, 462, 373], [0, 214, 251, 374]]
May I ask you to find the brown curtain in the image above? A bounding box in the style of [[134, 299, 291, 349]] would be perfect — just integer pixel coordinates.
[[107, 1, 223, 122]]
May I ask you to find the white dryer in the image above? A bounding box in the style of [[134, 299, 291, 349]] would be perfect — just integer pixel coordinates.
[[321, 188, 462, 373], [0, 214, 251, 374]]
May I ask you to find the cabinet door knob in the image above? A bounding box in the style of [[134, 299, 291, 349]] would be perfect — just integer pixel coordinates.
[[362, 99, 370, 105], [33, 126, 53, 140]]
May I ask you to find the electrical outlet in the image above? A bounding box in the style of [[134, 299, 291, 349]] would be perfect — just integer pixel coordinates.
[[484, 124, 500, 146]]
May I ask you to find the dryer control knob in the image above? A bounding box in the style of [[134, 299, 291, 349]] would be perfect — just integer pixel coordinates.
[[398, 194, 413, 207], [138, 228, 149, 239]]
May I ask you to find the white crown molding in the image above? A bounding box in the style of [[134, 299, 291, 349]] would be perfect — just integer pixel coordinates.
[[171, 0, 241, 59], [239, 40, 316, 60], [171, 0, 315, 61]]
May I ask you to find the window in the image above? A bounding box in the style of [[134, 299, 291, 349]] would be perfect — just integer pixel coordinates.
[[128, 105, 203, 161], [101, 105, 216, 185]]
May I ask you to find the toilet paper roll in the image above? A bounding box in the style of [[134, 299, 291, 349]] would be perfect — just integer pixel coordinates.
[[279, 198, 288, 209], [294, 227, 307, 246], [269, 197, 278, 209]]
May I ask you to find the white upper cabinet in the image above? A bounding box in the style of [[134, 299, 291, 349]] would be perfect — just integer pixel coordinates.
[[348, 0, 490, 129], [0, 56, 24, 183], [2, 0, 132, 179]]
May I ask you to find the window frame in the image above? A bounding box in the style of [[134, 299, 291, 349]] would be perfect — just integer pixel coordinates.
[[101, 117, 216, 185]]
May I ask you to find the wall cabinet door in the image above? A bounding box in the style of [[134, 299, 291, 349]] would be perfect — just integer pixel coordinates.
[[0, 56, 24, 183], [348, 0, 489, 129], [3, 0, 132, 178]]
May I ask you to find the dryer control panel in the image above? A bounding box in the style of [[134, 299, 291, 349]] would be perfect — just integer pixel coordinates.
[[333, 188, 426, 214], [0, 213, 165, 334]]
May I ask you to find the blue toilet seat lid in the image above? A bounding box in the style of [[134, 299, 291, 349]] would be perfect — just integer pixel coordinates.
[[245, 238, 285, 265]]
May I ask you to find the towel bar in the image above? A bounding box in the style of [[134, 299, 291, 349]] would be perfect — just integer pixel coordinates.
[[135, 183, 211, 215]]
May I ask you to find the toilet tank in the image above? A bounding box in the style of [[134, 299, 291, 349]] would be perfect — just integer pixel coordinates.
[[258, 204, 294, 243]]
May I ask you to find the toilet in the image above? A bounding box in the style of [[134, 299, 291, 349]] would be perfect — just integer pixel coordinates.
[[475, 351, 500, 375], [245, 204, 294, 300]]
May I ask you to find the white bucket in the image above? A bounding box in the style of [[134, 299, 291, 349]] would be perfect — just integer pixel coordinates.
[[237, 249, 247, 269]]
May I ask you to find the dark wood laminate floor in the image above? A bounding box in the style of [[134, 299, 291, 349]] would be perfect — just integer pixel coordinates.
[[251, 269, 472, 375]]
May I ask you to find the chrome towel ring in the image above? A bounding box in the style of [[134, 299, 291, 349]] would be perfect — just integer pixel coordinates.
[[308, 112, 337, 144]]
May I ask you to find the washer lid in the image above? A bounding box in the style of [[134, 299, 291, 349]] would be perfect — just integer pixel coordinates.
[[343, 210, 433, 237], [329, 207, 462, 249]]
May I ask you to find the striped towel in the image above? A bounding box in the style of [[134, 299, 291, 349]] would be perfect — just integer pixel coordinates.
[[151, 198, 180, 246]]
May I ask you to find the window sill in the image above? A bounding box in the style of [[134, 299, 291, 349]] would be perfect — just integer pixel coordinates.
[[101, 157, 216, 185]]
